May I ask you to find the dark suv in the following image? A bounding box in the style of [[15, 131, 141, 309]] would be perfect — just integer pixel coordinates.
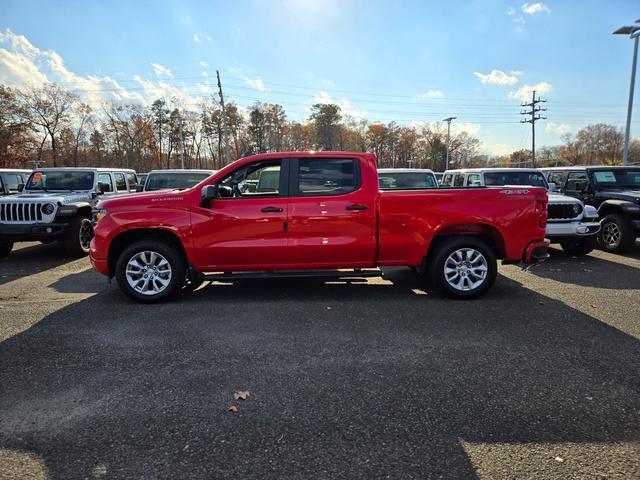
[[542, 166, 640, 253]]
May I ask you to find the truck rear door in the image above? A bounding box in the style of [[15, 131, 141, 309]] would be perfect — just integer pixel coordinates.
[[286, 156, 377, 268]]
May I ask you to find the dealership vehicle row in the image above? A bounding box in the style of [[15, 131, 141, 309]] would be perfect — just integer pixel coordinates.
[[1, 153, 639, 304]]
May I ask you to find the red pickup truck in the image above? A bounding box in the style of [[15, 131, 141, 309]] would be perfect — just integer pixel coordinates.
[[90, 152, 549, 302]]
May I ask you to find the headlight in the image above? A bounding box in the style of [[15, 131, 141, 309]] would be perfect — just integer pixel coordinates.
[[41, 203, 55, 215], [572, 203, 583, 216], [93, 208, 108, 222], [584, 205, 598, 218]]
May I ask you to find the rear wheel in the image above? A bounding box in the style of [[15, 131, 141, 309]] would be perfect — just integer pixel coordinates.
[[560, 236, 597, 256], [63, 215, 93, 257], [0, 242, 13, 258], [428, 236, 497, 299], [115, 240, 186, 303], [598, 213, 635, 253]]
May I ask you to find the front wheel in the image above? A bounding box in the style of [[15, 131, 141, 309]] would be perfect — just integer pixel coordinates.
[[63, 216, 93, 257], [115, 240, 186, 303], [560, 236, 597, 256], [428, 236, 497, 299], [598, 214, 635, 253]]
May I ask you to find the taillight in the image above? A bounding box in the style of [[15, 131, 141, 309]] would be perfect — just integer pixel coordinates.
[[536, 191, 548, 228]]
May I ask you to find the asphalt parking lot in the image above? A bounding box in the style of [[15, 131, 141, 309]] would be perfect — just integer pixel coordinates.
[[1, 242, 639, 479]]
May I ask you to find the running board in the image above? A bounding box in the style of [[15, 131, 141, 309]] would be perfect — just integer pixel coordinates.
[[202, 268, 382, 282]]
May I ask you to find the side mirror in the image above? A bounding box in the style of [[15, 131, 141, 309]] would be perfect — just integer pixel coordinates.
[[200, 184, 218, 207], [548, 182, 557, 192], [17, 183, 25, 192], [136, 184, 144, 192], [97, 182, 110, 194]]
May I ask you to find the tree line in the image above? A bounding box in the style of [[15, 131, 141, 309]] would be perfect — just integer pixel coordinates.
[[1, 83, 638, 172]]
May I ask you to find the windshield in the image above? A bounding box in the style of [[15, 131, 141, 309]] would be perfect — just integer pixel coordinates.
[[26, 171, 95, 191], [145, 172, 211, 191], [484, 171, 548, 188], [590, 169, 640, 188], [378, 172, 438, 189]]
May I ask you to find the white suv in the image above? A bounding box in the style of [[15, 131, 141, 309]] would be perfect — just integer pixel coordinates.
[[441, 168, 600, 256]]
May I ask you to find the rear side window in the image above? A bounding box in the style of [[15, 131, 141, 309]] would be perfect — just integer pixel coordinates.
[[5, 174, 21, 192], [114, 172, 127, 191], [295, 158, 358, 196], [546, 171, 567, 190], [126, 173, 137, 190], [454, 174, 465, 187], [467, 174, 481, 187], [98, 173, 113, 192], [566, 171, 588, 191], [441, 174, 453, 186]]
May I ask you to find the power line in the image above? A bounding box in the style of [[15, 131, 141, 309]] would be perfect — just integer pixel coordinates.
[[520, 90, 547, 167]]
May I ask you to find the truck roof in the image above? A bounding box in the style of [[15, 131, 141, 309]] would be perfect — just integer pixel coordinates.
[[32, 167, 137, 173], [378, 168, 435, 174], [445, 168, 542, 174], [147, 169, 216, 174], [541, 165, 640, 171]]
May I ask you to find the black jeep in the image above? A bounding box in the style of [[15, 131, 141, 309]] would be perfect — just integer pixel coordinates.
[[542, 166, 640, 253]]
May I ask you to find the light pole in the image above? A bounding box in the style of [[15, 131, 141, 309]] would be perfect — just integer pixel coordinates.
[[443, 116, 456, 171], [613, 19, 640, 166]]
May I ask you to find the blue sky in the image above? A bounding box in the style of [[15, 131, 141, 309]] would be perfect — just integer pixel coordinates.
[[1, 0, 638, 155]]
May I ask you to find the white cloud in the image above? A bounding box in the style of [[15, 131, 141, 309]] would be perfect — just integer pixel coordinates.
[[507, 81, 552, 102], [246, 76, 270, 92], [521, 2, 550, 15], [545, 122, 571, 135], [473, 69, 520, 86], [201, 71, 208, 77], [205, 34, 213, 43], [199, 60, 208, 68], [421, 89, 444, 98], [452, 122, 481, 136], [151, 63, 173, 78], [0, 47, 49, 85], [193, 33, 201, 43], [507, 6, 516, 16]]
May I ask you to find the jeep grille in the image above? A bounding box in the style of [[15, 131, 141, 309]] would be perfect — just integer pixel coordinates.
[[548, 203, 582, 220], [0, 201, 49, 223]]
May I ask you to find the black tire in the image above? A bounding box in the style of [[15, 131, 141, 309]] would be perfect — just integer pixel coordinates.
[[0, 242, 13, 258], [427, 236, 497, 299], [63, 215, 93, 257], [597, 213, 636, 253], [115, 240, 186, 303], [560, 236, 597, 256]]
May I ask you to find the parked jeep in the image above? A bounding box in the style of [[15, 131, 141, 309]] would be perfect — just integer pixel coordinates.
[[378, 168, 439, 190], [542, 166, 640, 253], [0, 167, 137, 258], [442, 168, 600, 255], [0, 169, 31, 196]]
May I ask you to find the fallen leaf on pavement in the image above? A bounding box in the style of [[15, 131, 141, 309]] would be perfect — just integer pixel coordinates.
[[228, 405, 238, 413], [555, 456, 564, 463], [234, 390, 250, 400]]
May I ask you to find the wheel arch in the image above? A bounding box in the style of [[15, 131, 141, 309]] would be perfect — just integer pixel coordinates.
[[597, 200, 628, 217], [108, 228, 189, 277], [420, 223, 505, 273]]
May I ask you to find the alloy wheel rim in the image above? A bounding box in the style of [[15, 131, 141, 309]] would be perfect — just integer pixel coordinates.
[[602, 222, 620, 246], [79, 220, 93, 250], [125, 251, 172, 295], [444, 248, 488, 291]]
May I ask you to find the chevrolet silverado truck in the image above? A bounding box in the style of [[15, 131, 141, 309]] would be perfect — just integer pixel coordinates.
[[542, 166, 640, 253], [0, 167, 137, 258], [90, 152, 549, 302], [442, 168, 600, 255]]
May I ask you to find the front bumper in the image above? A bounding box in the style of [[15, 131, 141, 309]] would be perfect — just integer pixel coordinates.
[[523, 239, 550, 264], [546, 220, 600, 240], [0, 222, 69, 241]]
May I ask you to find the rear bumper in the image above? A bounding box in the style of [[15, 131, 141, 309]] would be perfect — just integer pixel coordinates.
[[523, 239, 550, 264], [0, 222, 68, 241]]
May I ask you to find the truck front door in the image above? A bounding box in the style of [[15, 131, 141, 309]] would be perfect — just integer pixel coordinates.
[[286, 157, 377, 269]]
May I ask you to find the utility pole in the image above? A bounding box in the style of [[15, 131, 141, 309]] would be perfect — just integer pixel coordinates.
[[216, 70, 230, 166], [520, 90, 546, 168], [443, 116, 456, 171]]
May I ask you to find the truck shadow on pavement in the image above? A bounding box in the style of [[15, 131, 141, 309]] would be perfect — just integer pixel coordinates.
[[0, 242, 77, 287], [1, 270, 639, 479], [528, 246, 640, 289]]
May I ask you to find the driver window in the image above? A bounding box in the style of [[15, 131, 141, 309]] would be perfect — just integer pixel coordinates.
[[566, 172, 588, 191], [218, 161, 281, 198], [98, 173, 114, 193]]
